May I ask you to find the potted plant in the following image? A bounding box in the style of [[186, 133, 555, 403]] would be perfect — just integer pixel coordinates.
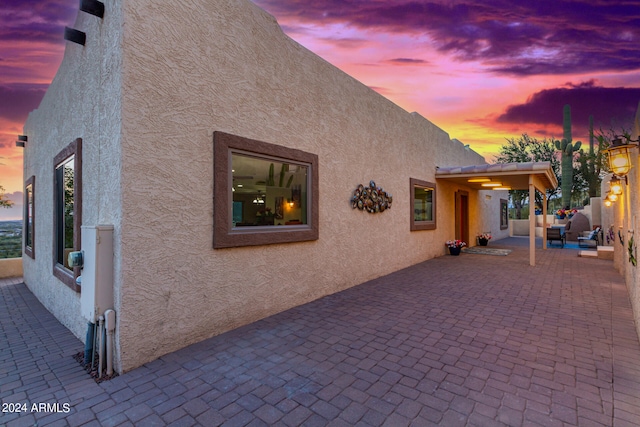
[[256, 207, 274, 225], [445, 240, 466, 256], [477, 232, 492, 246], [555, 208, 566, 219], [534, 204, 542, 215]]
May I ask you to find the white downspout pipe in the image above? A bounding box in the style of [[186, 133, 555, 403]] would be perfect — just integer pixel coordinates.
[[98, 315, 104, 378], [105, 309, 116, 376]]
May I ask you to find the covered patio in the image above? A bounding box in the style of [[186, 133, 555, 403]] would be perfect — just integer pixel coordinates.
[[436, 161, 558, 266]]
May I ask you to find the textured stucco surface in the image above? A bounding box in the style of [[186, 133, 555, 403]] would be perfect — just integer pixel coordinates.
[[613, 103, 640, 343], [25, 0, 510, 373], [22, 4, 123, 342]]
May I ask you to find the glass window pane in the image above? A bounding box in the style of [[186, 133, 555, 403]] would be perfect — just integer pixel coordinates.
[[231, 152, 308, 227], [414, 186, 433, 222], [56, 156, 74, 270], [25, 184, 33, 248]]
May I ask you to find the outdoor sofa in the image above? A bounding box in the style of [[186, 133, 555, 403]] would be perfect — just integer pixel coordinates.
[[578, 227, 601, 249]]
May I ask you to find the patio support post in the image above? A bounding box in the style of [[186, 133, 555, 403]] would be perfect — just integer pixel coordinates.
[[529, 177, 536, 266], [543, 192, 548, 250]]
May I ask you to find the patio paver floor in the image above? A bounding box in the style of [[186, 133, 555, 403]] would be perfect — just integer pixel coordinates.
[[2, 237, 640, 426]]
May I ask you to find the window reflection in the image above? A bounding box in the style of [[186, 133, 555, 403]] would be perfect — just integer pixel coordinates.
[[231, 153, 308, 227], [25, 184, 34, 249], [414, 186, 433, 222], [56, 156, 75, 270]]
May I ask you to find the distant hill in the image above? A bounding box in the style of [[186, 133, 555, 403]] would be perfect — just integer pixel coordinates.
[[0, 192, 22, 221], [0, 220, 22, 258]]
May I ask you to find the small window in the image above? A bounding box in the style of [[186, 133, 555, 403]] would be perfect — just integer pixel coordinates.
[[500, 198, 509, 230], [410, 178, 436, 231], [213, 131, 318, 248], [53, 138, 82, 291], [24, 176, 35, 259]]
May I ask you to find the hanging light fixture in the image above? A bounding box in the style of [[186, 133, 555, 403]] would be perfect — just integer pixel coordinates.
[[252, 192, 265, 204], [603, 136, 639, 177]]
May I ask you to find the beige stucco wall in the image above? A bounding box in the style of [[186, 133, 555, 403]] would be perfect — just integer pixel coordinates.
[[609, 102, 640, 343], [22, 4, 123, 340], [0, 258, 23, 279], [23, 0, 510, 373], [115, 0, 508, 372]]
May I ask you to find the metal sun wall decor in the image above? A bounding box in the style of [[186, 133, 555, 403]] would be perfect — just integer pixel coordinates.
[[351, 180, 393, 213]]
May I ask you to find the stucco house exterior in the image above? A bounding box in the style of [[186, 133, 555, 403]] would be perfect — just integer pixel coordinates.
[[602, 102, 640, 344], [21, 0, 520, 373]]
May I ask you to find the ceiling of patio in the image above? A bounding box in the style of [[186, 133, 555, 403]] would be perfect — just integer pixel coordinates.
[[435, 161, 558, 191]]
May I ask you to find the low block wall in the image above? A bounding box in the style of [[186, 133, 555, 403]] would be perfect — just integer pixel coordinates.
[[0, 258, 23, 279], [511, 218, 566, 237], [511, 219, 546, 236]]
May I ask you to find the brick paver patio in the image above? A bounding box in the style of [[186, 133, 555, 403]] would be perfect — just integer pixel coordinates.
[[2, 237, 640, 426]]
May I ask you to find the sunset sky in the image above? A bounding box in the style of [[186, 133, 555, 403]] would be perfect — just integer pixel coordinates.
[[1, 0, 639, 220]]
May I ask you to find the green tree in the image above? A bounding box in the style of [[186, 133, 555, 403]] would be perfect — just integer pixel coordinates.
[[495, 134, 560, 219], [0, 185, 14, 209]]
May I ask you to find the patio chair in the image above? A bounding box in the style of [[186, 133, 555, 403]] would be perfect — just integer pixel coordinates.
[[546, 227, 566, 248], [578, 227, 600, 248]]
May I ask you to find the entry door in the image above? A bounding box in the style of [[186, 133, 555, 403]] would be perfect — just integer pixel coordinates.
[[455, 190, 469, 245]]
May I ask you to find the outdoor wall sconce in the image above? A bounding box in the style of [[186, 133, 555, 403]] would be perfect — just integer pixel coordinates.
[[604, 189, 618, 208], [604, 136, 640, 178], [287, 199, 294, 208], [64, 27, 86, 45], [15, 135, 27, 147], [610, 176, 623, 196], [80, 0, 105, 18]]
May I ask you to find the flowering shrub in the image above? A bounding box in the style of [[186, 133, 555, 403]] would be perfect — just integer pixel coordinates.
[[445, 240, 466, 248], [477, 233, 492, 240], [556, 208, 578, 217]]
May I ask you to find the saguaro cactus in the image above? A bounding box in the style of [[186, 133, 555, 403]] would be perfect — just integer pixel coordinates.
[[554, 105, 581, 208]]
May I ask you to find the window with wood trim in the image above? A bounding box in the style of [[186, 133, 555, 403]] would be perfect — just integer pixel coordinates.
[[500, 198, 509, 230], [410, 178, 436, 231], [53, 138, 82, 292], [24, 176, 35, 259], [213, 131, 318, 248]]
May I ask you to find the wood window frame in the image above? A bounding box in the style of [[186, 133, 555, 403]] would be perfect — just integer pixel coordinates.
[[500, 198, 509, 230], [53, 138, 82, 292], [24, 176, 35, 259], [410, 178, 437, 231], [213, 131, 319, 248]]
